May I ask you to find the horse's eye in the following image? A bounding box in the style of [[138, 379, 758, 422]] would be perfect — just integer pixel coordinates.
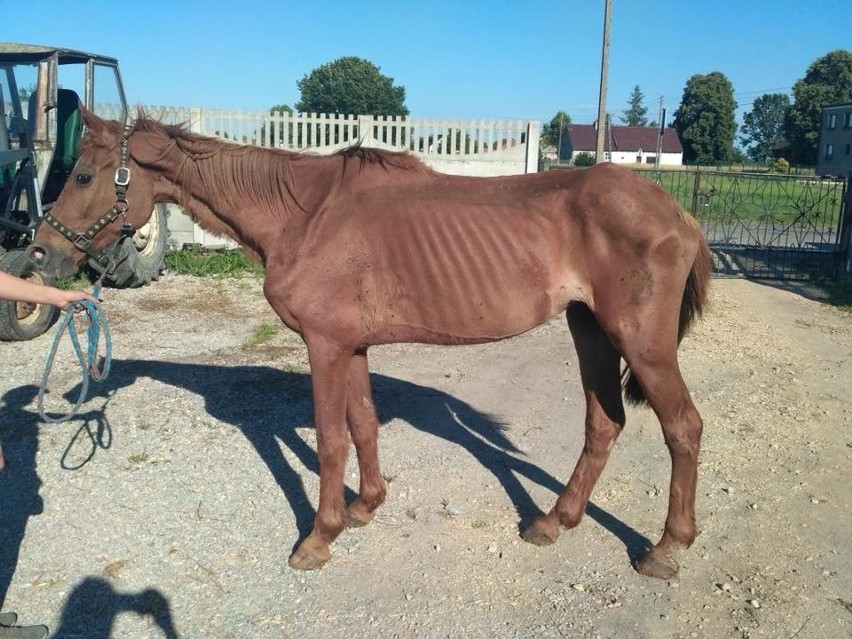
[[75, 173, 93, 186]]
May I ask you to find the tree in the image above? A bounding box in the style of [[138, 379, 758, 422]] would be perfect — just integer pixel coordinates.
[[269, 103, 293, 115], [784, 50, 852, 165], [620, 85, 648, 126], [261, 104, 294, 146], [541, 110, 572, 161], [542, 110, 571, 147], [295, 57, 408, 116], [672, 72, 737, 165], [739, 93, 791, 163]]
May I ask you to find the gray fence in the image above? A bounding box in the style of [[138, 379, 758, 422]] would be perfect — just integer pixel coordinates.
[[635, 169, 849, 281]]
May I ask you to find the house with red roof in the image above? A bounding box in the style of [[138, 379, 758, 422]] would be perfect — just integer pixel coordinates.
[[564, 123, 683, 166]]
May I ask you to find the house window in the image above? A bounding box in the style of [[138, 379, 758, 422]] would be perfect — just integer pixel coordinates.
[[824, 144, 833, 160], [846, 144, 851, 156], [845, 112, 852, 129], [827, 114, 837, 129]]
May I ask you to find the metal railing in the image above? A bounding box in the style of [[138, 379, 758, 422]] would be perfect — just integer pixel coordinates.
[[636, 168, 848, 280]]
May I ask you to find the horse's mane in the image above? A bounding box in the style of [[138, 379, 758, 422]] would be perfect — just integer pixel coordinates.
[[128, 114, 431, 172], [336, 143, 434, 174], [118, 114, 432, 214]]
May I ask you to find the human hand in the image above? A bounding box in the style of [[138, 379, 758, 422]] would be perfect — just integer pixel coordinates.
[[52, 289, 99, 311]]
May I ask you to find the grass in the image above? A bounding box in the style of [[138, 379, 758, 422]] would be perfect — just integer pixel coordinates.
[[53, 248, 262, 286], [635, 169, 844, 225], [165, 247, 263, 278], [55, 275, 94, 290], [128, 451, 149, 464], [243, 320, 281, 348]]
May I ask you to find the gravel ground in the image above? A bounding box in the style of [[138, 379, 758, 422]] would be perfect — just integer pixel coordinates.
[[0, 274, 850, 638]]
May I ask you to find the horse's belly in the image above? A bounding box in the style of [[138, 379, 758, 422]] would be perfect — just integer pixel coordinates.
[[366, 281, 572, 346]]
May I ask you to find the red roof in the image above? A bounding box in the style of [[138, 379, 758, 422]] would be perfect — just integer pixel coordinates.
[[566, 124, 683, 154]]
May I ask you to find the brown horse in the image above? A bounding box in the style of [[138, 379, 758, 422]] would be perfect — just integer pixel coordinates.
[[30, 108, 711, 578]]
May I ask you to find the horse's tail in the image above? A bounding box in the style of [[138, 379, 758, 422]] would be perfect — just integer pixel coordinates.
[[622, 234, 712, 406]]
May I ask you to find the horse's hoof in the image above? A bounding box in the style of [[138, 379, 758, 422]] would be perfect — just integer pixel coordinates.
[[346, 503, 374, 528], [635, 547, 679, 579], [522, 517, 559, 546], [288, 543, 331, 571], [346, 510, 371, 528]]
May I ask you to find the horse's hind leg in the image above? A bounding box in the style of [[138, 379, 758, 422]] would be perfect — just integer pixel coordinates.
[[523, 303, 626, 545], [345, 348, 387, 527], [616, 309, 703, 579]]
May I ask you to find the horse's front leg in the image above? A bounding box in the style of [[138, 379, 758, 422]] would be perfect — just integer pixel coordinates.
[[288, 335, 353, 571], [345, 348, 387, 527]]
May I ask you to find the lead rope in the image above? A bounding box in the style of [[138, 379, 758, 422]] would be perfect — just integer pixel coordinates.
[[37, 279, 112, 423]]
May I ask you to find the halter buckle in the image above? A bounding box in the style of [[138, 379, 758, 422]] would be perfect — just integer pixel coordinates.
[[73, 233, 92, 251], [114, 166, 131, 187]]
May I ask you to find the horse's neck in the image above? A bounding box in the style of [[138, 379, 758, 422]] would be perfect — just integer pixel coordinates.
[[155, 146, 340, 262]]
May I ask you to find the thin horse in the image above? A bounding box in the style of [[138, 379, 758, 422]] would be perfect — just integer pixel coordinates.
[[30, 109, 712, 578]]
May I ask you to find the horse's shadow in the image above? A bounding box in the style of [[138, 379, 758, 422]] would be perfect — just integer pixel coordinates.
[[73, 358, 651, 560], [1, 357, 651, 627]]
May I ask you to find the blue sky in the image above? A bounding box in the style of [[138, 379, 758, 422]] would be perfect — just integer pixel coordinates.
[[8, 0, 850, 127]]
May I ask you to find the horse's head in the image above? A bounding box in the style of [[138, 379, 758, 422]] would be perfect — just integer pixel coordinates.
[[29, 107, 160, 279]]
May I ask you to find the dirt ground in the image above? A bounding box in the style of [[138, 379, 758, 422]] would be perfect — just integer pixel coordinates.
[[0, 274, 849, 638]]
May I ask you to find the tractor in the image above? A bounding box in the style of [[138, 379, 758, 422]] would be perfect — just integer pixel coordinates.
[[0, 43, 169, 340]]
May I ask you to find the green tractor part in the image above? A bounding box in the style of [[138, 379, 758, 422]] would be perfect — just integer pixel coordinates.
[[0, 44, 169, 340]]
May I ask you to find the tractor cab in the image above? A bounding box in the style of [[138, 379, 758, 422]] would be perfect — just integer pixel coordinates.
[[0, 44, 131, 340], [1, 44, 128, 243]]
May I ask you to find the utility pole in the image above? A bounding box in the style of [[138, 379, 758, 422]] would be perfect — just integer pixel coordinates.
[[557, 112, 564, 164], [595, 0, 613, 163], [654, 96, 665, 173]]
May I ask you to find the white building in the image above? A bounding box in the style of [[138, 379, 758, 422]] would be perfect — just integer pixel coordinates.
[[565, 123, 684, 166]]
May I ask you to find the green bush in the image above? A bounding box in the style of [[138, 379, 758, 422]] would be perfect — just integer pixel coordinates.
[[574, 152, 596, 167], [769, 157, 790, 174]]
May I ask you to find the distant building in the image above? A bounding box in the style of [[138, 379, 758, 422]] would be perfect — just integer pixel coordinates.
[[817, 103, 852, 177], [564, 123, 683, 166]]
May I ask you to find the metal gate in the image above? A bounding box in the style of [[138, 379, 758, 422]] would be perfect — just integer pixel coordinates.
[[637, 169, 849, 281]]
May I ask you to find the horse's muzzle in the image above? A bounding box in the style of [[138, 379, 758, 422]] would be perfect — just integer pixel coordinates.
[[26, 244, 79, 279]]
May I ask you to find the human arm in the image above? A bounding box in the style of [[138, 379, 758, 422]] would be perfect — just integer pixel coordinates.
[[0, 271, 98, 310]]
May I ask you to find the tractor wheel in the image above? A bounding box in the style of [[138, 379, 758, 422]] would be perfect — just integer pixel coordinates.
[[95, 204, 169, 288], [0, 250, 61, 341]]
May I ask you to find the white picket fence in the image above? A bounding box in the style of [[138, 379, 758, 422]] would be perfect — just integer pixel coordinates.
[[95, 105, 541, 247], [97, 105, 540, 177]]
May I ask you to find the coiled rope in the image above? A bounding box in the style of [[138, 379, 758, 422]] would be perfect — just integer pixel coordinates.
[[38, 284, 112, 423]]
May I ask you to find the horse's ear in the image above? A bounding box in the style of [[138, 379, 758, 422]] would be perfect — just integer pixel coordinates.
[[80, 104, 108, 138]]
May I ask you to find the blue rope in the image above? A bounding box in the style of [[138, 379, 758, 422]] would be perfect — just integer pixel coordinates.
[[38, 285, 112, 423]]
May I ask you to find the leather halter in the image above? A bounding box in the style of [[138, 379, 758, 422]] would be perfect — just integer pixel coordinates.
[[41, 127, 136, 273]]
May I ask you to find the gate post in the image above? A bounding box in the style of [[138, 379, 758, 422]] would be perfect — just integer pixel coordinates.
[[839, 176, 852, 276], [358, 115, 374, 148], [525, 121, 540, 174], [690, 169, 702, 216]]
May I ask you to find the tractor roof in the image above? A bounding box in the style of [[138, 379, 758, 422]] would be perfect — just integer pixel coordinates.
[[0, 43, 118, 65]]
